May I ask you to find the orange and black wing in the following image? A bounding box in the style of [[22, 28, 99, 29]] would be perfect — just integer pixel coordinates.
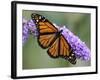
[[47, 37, 59, 58], [38, 21, 58, 34], [59, 35, 76, 64], [38, 34, 57, 49], [31, 13, 58, 48], [47, 35, 70, 58], [59, 35, 71, 57], [47, 35, 76, 64]]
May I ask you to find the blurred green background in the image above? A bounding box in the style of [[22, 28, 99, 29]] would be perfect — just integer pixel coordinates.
[[22, 10, 91, 69]]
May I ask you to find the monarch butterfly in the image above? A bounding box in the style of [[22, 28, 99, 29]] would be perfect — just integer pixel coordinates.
[[31, 13, 76, 64]]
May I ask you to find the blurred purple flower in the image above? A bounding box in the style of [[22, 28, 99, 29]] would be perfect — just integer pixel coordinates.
[[22, 18, 29, 45], [60, 26, 91, 61], [22, 18, 36, 45]]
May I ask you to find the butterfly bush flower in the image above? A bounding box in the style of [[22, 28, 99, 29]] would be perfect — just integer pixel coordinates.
[[22, 18, 36, 45], [59, 26, 91, 61]]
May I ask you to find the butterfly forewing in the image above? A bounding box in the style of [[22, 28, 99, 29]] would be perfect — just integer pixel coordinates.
[[38, 21, 58, 34], [33, 14, 59, 49]]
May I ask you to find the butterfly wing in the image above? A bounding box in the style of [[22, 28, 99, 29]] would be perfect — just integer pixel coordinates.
[[38, 21, 59, 48], [31, 13, 58, 33], [38, 34, 56, 49], [60, 35, 76, 64], [38, 21, 58, 34], [47, 38, 59, 58], [31, 14, 58, 48], [59, 35, 71, 56], [47, 34, 76, 64], [47, 35, 70, 58]]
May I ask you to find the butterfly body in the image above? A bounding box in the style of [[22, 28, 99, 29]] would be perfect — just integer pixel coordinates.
[[31, 13, 76, 64]]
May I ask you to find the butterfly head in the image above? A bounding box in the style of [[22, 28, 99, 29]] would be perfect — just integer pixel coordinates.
[[31, 13, 46, 24]]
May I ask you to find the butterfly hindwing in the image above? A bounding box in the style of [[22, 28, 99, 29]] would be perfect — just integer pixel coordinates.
[[59, 35, 71, 57], [59, 35, 76, 64], [38, 34, 56, 48], [47, 38, 59, 58], [46, 34, 70, 58], [65, 50, 76, 64]]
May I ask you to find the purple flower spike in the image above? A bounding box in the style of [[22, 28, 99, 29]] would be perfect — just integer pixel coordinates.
[[22, 18, 29, 45], [60, 26, 91, 61], [22, 18, 36, 45]]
